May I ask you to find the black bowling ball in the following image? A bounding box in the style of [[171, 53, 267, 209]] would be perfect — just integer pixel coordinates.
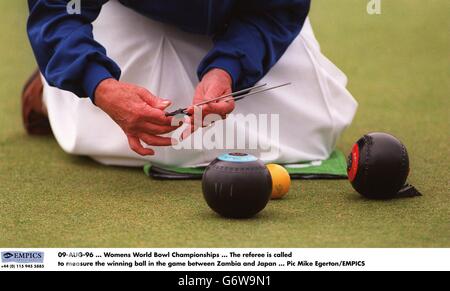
[[202, 153, 272, 218], [347, 132, 410, 199]]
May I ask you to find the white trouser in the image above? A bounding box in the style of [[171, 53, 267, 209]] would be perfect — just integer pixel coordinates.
[[42, 0, 357, 167]]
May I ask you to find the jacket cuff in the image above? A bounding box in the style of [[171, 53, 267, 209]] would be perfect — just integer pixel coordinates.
[[82, 62, 116, 104], [198, 56, 242, 90]]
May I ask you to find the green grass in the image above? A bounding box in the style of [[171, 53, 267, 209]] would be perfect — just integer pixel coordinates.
[[0, 0, 449, 247]]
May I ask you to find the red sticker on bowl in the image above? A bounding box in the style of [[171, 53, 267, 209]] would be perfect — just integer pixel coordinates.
[[348, 144, 359, 182]]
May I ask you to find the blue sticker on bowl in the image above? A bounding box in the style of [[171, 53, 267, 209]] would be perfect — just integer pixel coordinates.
[[218, 153, 258, 163]]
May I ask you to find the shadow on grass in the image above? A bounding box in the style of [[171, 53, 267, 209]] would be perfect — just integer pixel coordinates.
[[67, 154, 142, 173], [198, 208, 278, 223], [344, 192, 422, 204]]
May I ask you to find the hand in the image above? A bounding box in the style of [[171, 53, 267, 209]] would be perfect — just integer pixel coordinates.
[[184, 68, 235, 138], [95, 79, 179, 156]]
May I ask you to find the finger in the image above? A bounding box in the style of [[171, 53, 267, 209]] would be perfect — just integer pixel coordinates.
[[192, 91, 234, 119], [202, 111, 223, 127], [170, 115, 186, 127], [181, 123, 196, 141], [137, 88, 172, 110], [139, 133, 178, 147], [187, 104, 219, 127], [153, 100, 172, 111], [186, 105, 204, 122], [141, 107, 174, 126], [138, 122, 180, 135], [192, 85, 206, 105], [186, 105, 195, 116], [181, 116, 197, 141], [204, 84, 231, 101], [199, 102, 233, 124], [127, 135, 155, 156], [207, 99, 235, 116], [218, 99, 234, 119]]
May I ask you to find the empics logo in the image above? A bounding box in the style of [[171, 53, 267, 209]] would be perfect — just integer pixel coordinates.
[[2, 253, 13, 259], [1, 251, 44, 264]]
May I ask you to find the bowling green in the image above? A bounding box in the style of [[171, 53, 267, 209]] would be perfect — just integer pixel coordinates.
[[0, 0, 448, 247]]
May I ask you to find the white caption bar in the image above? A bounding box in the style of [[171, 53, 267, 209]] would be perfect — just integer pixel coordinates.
[[0, 248, 448, 271]]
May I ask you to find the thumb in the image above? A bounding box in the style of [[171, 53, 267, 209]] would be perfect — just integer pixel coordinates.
[[138, 88, 172, 110], [154, 99, 172, 110], [204, 85, 227, 101]]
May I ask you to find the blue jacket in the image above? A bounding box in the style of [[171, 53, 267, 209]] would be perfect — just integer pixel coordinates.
[[27, 0, 310, 103]]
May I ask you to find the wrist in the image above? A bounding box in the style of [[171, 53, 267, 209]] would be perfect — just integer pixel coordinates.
[[95, 78, 118, 109]]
